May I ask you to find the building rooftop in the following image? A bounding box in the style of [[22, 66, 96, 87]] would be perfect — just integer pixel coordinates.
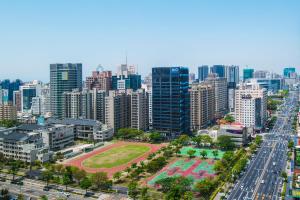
[[46, 118, 100, 126]]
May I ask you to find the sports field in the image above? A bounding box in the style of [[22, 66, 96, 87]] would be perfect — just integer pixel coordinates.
[[148, 158, 217, 186], [65, 141, 163, 177], [180, 146, 224, 159], [82, 144, 150, 168]]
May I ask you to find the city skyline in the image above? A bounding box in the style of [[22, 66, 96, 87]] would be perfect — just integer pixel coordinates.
[[0, 0, 299, 82]]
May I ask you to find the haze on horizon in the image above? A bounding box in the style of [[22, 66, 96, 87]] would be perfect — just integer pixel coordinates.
[[0, 0, 299, 82]]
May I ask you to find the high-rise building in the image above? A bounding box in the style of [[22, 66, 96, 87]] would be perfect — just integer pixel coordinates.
[[40, 85, 51, 115], [13, 91, 21, 112], [253, 70, 267, 79], [63, 89, 82, 119], [234, 83, 267, 129], [0, 104, 17, 120], [105, 90, 131, 132], [205, 73, 228, 119], [225, 65, 239, 87], [20, 83, 39, 113], [92, 89, 106, 123], [31, 97, 41, 115], [112, 64, 141, 91], [142, 74, 152, 127], [211, 65, 225, 78], [81, 89, 94, 120], [129, 89, 149, 131], [152, 67, 190, 137], [190, 82, 215, 130], [86, 70, 112, 92], [243, 68, 254, 81], [198, 65, 209, 82], [283, 67, 296, 78], [225, 65, 239, 112], [50, 63, 82, 118], [0, 89, 9, 105], [0, 79, 22, 102]]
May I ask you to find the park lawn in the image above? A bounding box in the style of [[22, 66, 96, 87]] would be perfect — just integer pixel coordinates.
[[82, 144, 150, 168]]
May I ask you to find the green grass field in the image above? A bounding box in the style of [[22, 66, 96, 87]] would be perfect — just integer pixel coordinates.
[[82, 144, 150, 168], [180, 146, 224, 159]]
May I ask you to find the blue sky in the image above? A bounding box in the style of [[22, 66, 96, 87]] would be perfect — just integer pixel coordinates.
[[0, 0, 299, 81]]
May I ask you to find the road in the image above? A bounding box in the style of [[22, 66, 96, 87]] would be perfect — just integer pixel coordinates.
[[0, 174, 128, 200], [227, 89, 298, 200]]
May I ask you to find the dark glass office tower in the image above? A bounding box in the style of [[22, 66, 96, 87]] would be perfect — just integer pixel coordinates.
[[0, 79, 22, 102], [50, 63, 82, 118], [198, 65, 209, 82], [243, 68, 254, 81], [210, 65, 225, 78], [152, 67, 190, 137]]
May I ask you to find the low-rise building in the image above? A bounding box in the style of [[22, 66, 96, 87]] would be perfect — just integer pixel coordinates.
[[0, 128, 52, 163], [46, 118, 113, 142], [218, 123, 250, 146]]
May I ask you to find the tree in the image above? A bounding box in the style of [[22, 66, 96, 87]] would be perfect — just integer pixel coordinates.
[[62, 174, 71, 191], [201, 135, 213, 146], [254, 135, 263, 146], [9, 160, 20, 181], [224, 114, 235, 123], [41, 170, 53, 187], [195, 178, 217, 198], [177, 135, 190, 146], [80, 177, 92, 193], [73, 168, 86, 184], [217, 135, 235, 150], [17, 194, 25, 200], [91, 172, 111, 190], [281, 171, 288, 182], [0, 188, 10, 200], [116, 128, 144, 140], [140, 187, 150, 200], [149, 132, 163, 143], [146, 157, 167, 173], [113, 171, 122, 182], [156, 176, 193, 199], [187, 149, 196, 158], [200, 150, 208, 159], [39, 195, 48, 200], [128, 181, 139, 200], [192, 136, 203, 147], [212, 150, 219, 160], [183, 191, 194, 200], [288, 140, 294, 149]]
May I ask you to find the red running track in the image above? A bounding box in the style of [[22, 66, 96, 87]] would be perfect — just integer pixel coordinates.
[[65, 141, 164, 177]]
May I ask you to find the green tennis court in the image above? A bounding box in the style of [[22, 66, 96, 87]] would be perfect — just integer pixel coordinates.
[[180, 146, 224, 159]]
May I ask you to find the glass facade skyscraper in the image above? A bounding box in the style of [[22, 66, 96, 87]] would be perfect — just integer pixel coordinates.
[[210, 65, 225, 78], [243, 68, 254, 81], [50, 63, 82, 118], [0, 79, 22, 102], [152, 67, 190, 137], [112, 74, 141, 90], [283, 67, 296, 78], [198, 65, 209, 82]]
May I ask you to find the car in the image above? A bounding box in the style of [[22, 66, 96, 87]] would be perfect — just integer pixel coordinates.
[[261, 180, 264, 184], [63, 192, 70, 197], [43, 186, 50, 191]]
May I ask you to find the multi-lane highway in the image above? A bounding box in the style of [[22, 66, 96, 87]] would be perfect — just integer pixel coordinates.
[[228, 89, 299, 200]]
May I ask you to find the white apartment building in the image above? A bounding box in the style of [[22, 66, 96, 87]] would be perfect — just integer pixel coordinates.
[[129, 89, 149, 131], [234, 83, 267, 129]]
